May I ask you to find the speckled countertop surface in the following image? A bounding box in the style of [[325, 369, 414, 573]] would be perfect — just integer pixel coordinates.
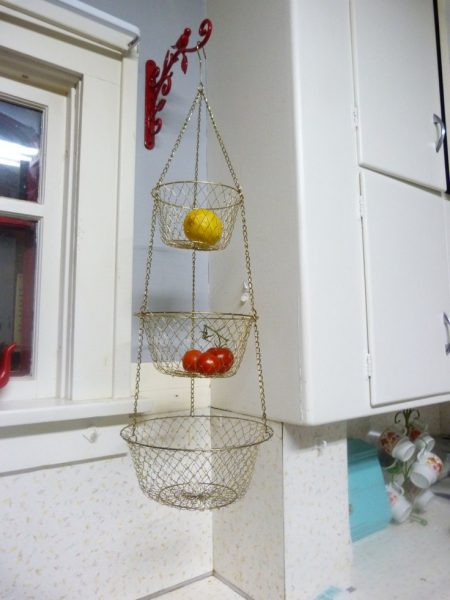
[[349, 495, 450, 600], [159, 496, 450, 600]]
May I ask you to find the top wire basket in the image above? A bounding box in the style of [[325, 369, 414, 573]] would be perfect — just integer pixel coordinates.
[[152, 180, 241, 251]]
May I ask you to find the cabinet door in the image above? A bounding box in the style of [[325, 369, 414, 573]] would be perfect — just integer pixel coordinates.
[[351, 0, 446, 190], [362, 170, 450, 406]]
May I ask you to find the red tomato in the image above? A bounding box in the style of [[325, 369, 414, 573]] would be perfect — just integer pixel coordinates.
[[207, 347, 235, 373], [182, 349, 202, 372], [196, 351, 221, 375]]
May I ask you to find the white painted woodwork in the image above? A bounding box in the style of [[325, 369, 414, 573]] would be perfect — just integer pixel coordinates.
[[0, 2, 138, 419], [207, 0, 369, 424], [0, 0, 139, 53], [0, 421, 128, 473], [361, 170, 450, 406], [351, 0, 446, 190]]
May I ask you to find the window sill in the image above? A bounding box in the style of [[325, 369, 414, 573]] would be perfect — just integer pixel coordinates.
[[0, 365, 211, 428], [0, 396, 152, 427]]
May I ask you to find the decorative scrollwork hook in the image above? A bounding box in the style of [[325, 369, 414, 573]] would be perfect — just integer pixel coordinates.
[[144, 18, 213, 149]]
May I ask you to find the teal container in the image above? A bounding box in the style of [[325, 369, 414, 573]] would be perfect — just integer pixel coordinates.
[[347, 438, 391, 541]]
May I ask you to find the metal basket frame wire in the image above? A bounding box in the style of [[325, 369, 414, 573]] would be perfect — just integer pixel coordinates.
[[125, 75, 271, 510]]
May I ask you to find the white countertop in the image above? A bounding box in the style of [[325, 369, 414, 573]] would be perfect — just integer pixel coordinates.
[[350, 495, 450, 600], [157, 496, 450, 600]]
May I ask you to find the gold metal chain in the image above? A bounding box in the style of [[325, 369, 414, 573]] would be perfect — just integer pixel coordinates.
[[156, 86, 203, 188], [132, 82, 268, 431], [190, 89, 203, 417], [201, 87, 268, 430], [132, 200, 158, 432], [135, 86, 204, 425], [239, 201, 268, 430]]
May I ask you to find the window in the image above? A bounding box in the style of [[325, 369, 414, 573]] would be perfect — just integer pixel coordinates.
[[0, 0, 138, 423], [0, 77, 66, 402]]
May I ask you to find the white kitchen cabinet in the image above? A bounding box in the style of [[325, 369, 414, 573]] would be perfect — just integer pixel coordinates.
[[207, 0, 450, 425], [351, 0, 447, 191], [361, 170, 450, 406]]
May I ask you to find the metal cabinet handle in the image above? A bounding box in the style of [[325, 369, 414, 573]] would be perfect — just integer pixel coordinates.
[[443, 312, 450, 355], [434, 114, 446, 153]]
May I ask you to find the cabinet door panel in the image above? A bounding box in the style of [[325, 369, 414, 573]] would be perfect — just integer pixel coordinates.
[[362, 171, 450, 406], [351, 0, 446, 190]]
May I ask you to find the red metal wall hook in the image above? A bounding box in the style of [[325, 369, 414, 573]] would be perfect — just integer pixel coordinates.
[[144, 18, 213, 150]]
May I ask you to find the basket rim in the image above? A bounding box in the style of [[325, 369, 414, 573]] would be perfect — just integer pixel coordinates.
[[152, 179, 240, 193], [134, 310, 256, 322], [120, 414, 273, 452], [151, 179, 242, 210]]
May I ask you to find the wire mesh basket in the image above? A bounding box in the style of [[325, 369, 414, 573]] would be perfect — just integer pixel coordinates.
[[142, 311, 254, 377], [121, 414, 273, 510], [152, 180, 241, 251]]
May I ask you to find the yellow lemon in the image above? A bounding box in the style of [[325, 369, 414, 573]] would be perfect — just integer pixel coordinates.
[[183, 208, 223, 246]]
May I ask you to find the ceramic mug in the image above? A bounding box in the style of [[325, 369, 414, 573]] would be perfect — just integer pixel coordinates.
[[379, 426, 416, 462], [409, 450, 444, 489], [385, 482, 412, 523], [408, 420, 435, 452]]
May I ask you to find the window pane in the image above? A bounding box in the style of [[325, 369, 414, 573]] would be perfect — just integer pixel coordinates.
[[0, 99, 42, 202], [0, 217, 37, 375]]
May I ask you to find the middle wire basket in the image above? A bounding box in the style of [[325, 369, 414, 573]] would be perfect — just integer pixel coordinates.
[[142, 311, 255, 377]]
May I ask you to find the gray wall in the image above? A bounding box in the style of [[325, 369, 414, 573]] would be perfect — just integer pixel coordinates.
[[79, 0, 209, 358]]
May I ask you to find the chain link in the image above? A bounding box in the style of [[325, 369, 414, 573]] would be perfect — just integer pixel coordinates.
[[190, 248, 197, 417], [132, 200, 159, 432], [200, 88, 241, 190], [202, 86, 268, 430], [156, 87, 203, 188], [240, 201, 268, 430], [139, 86, 204, 423], [189, 91, 203, 417]]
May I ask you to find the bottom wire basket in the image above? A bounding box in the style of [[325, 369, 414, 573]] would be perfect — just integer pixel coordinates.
[[121, 414, 273, 510]]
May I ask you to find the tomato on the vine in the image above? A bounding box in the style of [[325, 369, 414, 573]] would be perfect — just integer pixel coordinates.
[[182, 349, 202, 372], [196, 351, 222, 375], [207, 347, 235, 373]]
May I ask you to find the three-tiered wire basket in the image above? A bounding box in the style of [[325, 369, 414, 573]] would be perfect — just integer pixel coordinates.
[[121, 67, 273, 511]]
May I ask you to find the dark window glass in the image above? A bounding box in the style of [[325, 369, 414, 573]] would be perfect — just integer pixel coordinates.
[[0, 217, 37, 375], [0, 100, 42, 202]]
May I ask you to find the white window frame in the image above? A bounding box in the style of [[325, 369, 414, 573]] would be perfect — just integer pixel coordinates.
[[0, 77, 67, 402], [0, 0, 141, 426]]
